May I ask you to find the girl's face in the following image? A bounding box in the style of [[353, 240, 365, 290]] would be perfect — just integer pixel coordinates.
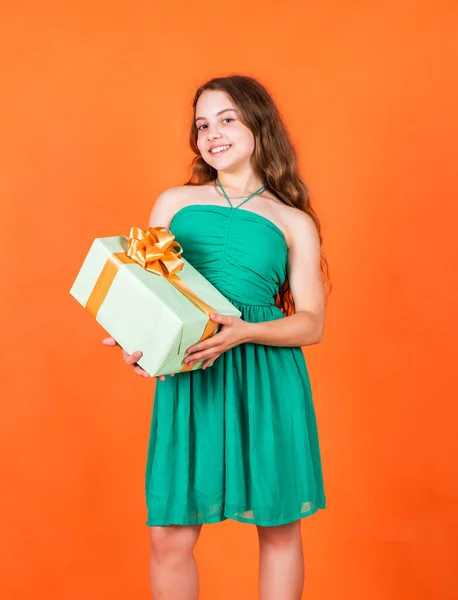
[[195, 90, 255, 173]]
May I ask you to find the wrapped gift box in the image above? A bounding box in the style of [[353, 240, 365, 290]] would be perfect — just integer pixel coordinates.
[[69, 227, 241, 377]]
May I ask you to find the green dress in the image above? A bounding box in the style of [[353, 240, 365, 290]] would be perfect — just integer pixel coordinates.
[[145, 182, 327, 527]]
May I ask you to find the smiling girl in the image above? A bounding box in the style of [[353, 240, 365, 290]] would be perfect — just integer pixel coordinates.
[[104, 74, 329, 600]]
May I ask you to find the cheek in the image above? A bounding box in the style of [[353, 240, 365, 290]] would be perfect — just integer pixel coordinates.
[[196, 133, 205, 154], [232, 127, 255, 154]]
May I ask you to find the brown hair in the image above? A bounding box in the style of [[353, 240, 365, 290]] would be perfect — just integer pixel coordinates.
[[184, 74, 331, 315]]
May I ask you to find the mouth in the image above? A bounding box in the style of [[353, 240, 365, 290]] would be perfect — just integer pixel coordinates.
[[209, 144, 232, 157]]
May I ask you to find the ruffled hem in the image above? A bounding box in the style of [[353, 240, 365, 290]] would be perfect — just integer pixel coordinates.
[[146, 501, 326, 527]]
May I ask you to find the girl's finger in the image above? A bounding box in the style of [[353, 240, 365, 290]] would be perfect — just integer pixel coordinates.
[[185, 347, 219, 364], [134, 365, 150, 378], [103, 337, 119, 346], [186, 335, 223, 354], [124, 351, 143, 366], [202, 357, 217, 369]]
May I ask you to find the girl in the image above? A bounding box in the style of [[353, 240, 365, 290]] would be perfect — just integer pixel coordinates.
[[103, 74, 329, 600]]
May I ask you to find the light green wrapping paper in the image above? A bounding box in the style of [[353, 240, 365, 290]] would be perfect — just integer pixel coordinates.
[[69, 235, 242, 377]]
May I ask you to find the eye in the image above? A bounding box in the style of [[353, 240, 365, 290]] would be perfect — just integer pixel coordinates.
[[197, 117, 233, 131]]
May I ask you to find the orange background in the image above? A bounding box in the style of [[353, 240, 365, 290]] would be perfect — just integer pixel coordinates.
[[1, 1, 457, 598]]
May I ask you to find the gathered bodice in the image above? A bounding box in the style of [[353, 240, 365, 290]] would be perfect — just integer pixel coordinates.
[[170, 205, 288, 307]]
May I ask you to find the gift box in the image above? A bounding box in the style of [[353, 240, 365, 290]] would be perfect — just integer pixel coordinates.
[[69, 226, 242, 377]]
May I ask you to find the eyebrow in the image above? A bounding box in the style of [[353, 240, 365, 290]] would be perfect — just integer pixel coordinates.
[[195, 108, 237, 122]]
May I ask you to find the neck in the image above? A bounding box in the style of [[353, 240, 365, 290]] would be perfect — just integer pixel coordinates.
[[216, 167, 265, 195]]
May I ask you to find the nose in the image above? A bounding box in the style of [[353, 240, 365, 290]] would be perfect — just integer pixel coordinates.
[[206, 123, 223, 140]]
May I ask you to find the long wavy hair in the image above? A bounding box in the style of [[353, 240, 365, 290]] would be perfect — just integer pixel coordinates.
[[184, 74, 331, 315]]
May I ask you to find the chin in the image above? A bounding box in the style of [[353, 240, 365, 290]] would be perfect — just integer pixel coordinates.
[[206, 158, 236, 171], [213, 156, 246, 171]]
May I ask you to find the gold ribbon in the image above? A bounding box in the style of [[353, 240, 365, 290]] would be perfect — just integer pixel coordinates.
[[126, 226, 184, 277], [85, 226, 219, 373]]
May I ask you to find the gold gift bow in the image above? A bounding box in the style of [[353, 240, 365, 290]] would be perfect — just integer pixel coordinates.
[[85, 226, 219, 373]]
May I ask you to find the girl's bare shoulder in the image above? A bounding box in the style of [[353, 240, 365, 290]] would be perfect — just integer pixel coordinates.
[[262, 193, 318, 249], [158, 183, 214, 204], [149, 184, 214, 227]]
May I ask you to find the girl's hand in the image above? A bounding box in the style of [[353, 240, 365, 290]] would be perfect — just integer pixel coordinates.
[[184, 314, 252, 369], [102, 337, 175, 382]]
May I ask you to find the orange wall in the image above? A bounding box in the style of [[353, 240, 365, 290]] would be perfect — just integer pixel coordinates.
[[1, 1, 457, 598]]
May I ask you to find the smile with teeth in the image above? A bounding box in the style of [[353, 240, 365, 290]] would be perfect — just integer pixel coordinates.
[[209, 144, 231, 155]]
